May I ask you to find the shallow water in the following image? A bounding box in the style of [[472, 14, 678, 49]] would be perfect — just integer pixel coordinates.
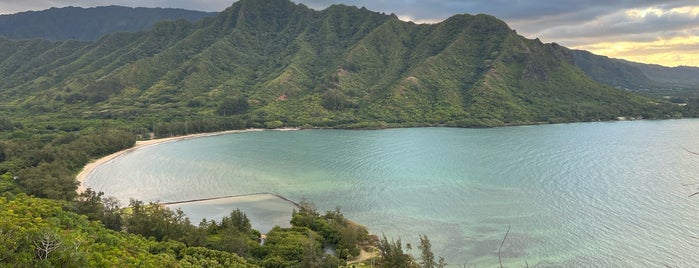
[[166, 193, 295, 233], [86, 119, 699, 266]]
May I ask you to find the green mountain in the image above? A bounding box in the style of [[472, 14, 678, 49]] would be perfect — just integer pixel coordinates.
[[0, 5, 216, 41], [0, 0, 684, 130], [571, 49, 699, 99]]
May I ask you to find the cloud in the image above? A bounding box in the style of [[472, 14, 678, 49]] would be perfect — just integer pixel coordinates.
[[575, 36, 699, 67], [534, 5, 699, 41]]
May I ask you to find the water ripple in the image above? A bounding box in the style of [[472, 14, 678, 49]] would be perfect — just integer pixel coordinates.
[[86, 120, 699, 266]]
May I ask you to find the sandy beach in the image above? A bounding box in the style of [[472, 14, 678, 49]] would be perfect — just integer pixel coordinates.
[[75, 128, 298, 193]]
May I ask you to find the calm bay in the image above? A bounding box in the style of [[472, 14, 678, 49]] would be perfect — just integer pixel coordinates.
[[85, 119, 699, 266]]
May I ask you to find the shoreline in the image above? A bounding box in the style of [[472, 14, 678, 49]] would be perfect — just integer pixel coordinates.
[[75, 128, 299, 194]]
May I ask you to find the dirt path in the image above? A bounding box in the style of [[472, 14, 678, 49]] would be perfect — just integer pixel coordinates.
[[348, 248, 378, 266]]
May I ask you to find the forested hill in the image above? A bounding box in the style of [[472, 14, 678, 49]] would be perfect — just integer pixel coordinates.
[[0, 0, 688, 130], [571, 49, 699, 99], [0, 5, 217, 41]]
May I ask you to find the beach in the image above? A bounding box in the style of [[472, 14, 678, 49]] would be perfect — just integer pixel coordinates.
[[75, 128, 302, 193]]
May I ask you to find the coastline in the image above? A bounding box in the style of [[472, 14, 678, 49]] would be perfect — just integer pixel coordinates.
[[75, 128, 298, 193]]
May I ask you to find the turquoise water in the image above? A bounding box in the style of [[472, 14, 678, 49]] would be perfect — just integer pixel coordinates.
[[86, 120, 699, 266]]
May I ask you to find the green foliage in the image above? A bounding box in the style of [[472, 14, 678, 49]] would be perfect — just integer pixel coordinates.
[[418, 234, 446, 268], [377, 235, 416, 268], [1, 127, 135, 201], [198, 209, 261, 258], [124, 199, 202, 244], [73, 188, 106, 221], [259, 226, 324, 268], [153, 117, 246, 138], [320, 89, 352, 111], [290, 201, 369, 260], [217, 96, 250, 116], [73, 189, 122, 231], [0, 172, 20, 194], [0, 194, 257, 267]]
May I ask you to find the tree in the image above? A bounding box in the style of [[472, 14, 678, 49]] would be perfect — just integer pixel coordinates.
[[101, 196, 123, 231], [16, 162, 77, 200], [201, 209, 259, 257], [417, 234, 446, 268], [217, 96, 250, 116], [124, 199, 197, 243], [418, 234, 435, 268], [261, 226, 324, 268], [0, 172, 20, 194], [0, 226, 20, 263], [321, 89, 350, 111], [221, 209, 252, 234], [34, 229, 62, 261], [378, 235, 415, 268], [74, 188, 105, 221]]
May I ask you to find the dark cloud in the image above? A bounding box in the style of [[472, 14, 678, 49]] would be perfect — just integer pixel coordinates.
[[293, 0, 692, 21], [531, 4, 699, 45]]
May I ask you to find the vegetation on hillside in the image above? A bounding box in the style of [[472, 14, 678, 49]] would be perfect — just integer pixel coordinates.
[[1, 190, 446, 267], [0, 0, 690, 132], [571, 49, 699, 99], [0, 193, 255, 267]]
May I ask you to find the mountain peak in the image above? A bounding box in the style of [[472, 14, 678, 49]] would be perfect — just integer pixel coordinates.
[[217, 0, 303, 30]]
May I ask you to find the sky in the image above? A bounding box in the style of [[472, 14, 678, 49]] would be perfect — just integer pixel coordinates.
[[1, 0, 698, 67]]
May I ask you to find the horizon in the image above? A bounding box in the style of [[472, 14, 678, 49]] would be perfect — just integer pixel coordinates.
[[0, 0, 697, 68]]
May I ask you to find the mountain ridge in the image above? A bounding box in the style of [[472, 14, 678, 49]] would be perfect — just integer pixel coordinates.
[[570, 49, 699, 98], [0, 0, 687, 129], [0, 5, 217, 41]]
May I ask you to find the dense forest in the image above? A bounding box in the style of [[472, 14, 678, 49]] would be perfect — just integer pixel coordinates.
[[1, 0, 698, 266]]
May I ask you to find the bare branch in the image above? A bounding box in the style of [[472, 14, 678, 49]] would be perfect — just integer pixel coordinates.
[[34, 230, 62, 260], [498, 225, 511, 268]]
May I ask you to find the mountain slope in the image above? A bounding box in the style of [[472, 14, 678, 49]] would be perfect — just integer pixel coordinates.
[[0, 5, 216, 41], [0, 0, 682, 129], [571, 49, 699, 98]]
